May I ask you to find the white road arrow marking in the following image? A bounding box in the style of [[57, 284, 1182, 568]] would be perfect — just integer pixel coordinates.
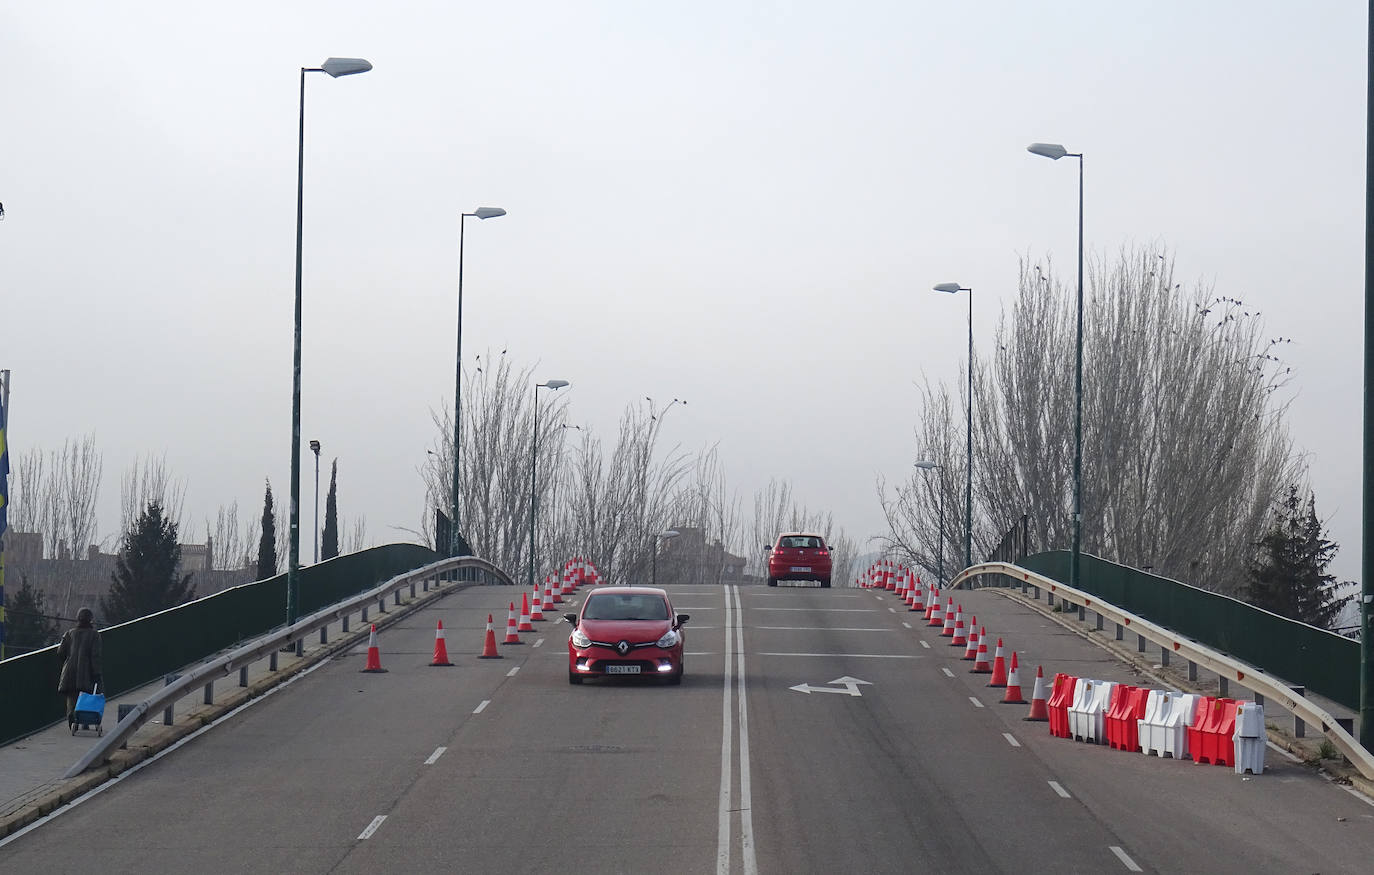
[[789, 677, 873, 696]]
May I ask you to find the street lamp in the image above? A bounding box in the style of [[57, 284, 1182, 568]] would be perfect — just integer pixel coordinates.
[[653, 530, 680, 586], [452, 205, 507, 558], [914, 461, 945, 587], [933, 282, 973, 571], [1027, 141, 1085, 594], [309, 440, 321, 563], [288, 56, 372, 631], [529, 379, 569, 589]]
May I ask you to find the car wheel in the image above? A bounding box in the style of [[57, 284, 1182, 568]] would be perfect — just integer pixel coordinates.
[[767, 578, 777, 587], [820, 579, 831, 588], [568, 671, 584, 685]]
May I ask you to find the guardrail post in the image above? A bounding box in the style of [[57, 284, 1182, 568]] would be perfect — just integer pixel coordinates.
[[163, 674, 179, 725], [204, 681, 214, 705], [1219, 676, 1229, 697], [320, 625, 328, 645], [1291, 685, 1307, 738], [410, 581, 417, 598], [394, 589, 402, 606], [239, 666, 248, 687], [1188, 660, 1197, 682], [1159, 645, 1170, 667], [270, 650, 278, 671], [378, 596, 386, 614], [423, 576, 429, 592], [342, 612, 350, 633], [118, 704, 136, 749], [1137, 634, 1147, 653], [1095, 613, 1103, 632], [1047, 592, 1055, 608], [1077, 603, 1085, 622], [1115, 623, 1123, 641], [295, 639, 304, 657], [361, 605, 369, 622], [1255, 692, 1265, 707]]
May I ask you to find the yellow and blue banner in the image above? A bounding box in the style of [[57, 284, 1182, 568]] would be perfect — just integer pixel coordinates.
[[1, 377, 8, 658]]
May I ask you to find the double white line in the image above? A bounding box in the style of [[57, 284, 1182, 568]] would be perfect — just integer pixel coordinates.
[[717, 584, 758, 875]]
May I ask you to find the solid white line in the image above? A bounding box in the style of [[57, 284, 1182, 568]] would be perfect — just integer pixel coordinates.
[[506, 667, 520, 677], [753, 626, 889, 632], [919, 640, 931, 649], [755, 652, 919, 659], [1266, 740, 1302, 763], [357, 815, 387, 840], [1339, 783, 1374, 808], [1048, 781, 1071, 798], [473, 700, 490, 714], [941, 668, 955, 678], [1003, 733, 1021, 748], [969, 697, 985, 709], [0, 649, 336, 850], [1109, 846, 1143, 872], [717, 585, 734, 875], [733, 585, 758, 875], [424, 746, 447, 765], [751, 608, 876, 612]]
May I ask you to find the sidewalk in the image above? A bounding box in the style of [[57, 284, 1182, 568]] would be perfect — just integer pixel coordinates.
[[0, 578, 463, 840]]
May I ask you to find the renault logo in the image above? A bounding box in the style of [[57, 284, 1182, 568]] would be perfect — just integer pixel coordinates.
[[616, 640, 631, 655]]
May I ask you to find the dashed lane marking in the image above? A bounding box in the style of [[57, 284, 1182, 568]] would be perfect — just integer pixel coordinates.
[[919, 640, 931, 649], [424, 747, 447, 765], [533, 638, 545, 648], [1003, 733, 1021, 748], [941, 668, 955, 678], [902, 622, 912, 629], [357, 816, 387, 840], [1048, 781, 1071, 798], [473, 700, 490, 714], [1109, 846, 1143, 872], [969, 697, 984, 709], [506, 667, 520, 677]]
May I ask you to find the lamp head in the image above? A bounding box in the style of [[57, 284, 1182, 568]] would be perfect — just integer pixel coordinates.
[[320, 57, 373, 78], [914, 460, 939, 470], [933, 283, 965, 294], [309, 440, 321, 454], [472, 207, 506, 220], [660, 530, 680, 540], [1027, 142, 1068, 160], [541, 379, 570, 389]]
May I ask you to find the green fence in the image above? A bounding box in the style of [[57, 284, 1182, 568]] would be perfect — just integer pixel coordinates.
[[1021, 550, 1359, 711], [0, 543, 439, 746]]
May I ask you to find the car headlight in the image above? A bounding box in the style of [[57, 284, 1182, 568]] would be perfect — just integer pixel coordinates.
[[571, 628, 591, 648], [656, 628, 681, 648]]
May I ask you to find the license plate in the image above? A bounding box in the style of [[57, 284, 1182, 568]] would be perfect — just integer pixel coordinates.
[[605, 665, 641, 675], [791, 566, 811, 572]]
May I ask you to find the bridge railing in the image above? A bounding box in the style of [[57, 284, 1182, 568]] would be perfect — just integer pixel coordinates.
[[64, 554, 513, 778], [951, 560, 1374, 781]]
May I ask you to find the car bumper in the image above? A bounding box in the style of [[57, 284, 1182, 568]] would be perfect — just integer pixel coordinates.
[[568, 645, 682, 677]]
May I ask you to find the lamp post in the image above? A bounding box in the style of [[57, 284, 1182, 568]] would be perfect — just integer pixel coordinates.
[[309, 440, 321, 563], [287, 57, 371, 631], [914, 461, 944, 587], [933, 283, 973, 570], [529, 379, 569, 589], [1027, 142, 1084, 594], [452, 206, 507, 558], [653, 530, 680, 586]]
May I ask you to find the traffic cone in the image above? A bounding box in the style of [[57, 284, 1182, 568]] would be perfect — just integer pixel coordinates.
[[547, 575, 563, 604], [971, 629, 992, 673], [950, 605, 966, 646], [561, 571, 575, 595], [895, 572, 908, 600], [430, 620, 454, 667], [987, 639, 1008, 687], [1001, 652, 1026, 704], [478, 614, 502, 659], [1023, 665, 1049, 720], [518, 594, 534, 631], [502, 603, 523, 645], [940, 598, 956, 636], [927, 595, 944, 628], [962, 619, 980, 660], [924, 585, 937, 620], [360, 624, 388, 673], [531, 588, 545, 621]]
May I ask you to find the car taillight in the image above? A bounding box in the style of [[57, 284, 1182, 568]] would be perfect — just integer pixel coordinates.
[[817, 549, 828, 556]]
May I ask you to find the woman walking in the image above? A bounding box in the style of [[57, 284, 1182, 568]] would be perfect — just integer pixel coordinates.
[[57, 607, 102, 728]]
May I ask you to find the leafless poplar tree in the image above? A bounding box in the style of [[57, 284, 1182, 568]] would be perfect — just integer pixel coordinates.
[[121, 453, 186, 536], [8, 436, 102, 560], [208, 502, 247, 571]]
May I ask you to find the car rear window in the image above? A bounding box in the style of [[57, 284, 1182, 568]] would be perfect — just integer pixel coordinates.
[[780, 536, 822, 549], [583, 594, 670, 621]]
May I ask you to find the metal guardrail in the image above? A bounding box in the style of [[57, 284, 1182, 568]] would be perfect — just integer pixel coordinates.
[[951, 561, 1374, 781], [64, 555, 513, 779]]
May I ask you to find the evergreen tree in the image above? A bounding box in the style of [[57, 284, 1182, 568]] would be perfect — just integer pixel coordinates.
[[6, 575, 60, 652], [322, 459, 339, 560], [257, 479, 278, 581], [1243, 486, 1353, 630], [101, 500, 196, 624]]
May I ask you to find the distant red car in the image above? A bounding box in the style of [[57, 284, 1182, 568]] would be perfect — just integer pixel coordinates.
[[565, 586, 688, 685], [766, 533, 832, 587]]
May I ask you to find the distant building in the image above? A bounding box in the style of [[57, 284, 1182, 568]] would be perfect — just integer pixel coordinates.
[[655, 526, 747, 586]]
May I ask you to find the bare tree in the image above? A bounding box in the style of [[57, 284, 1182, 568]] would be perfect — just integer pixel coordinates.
[[121, 453, 186, 537], [8, 435, 102, 560], [343, 515, 369, 554], [208, 502, 246, 571]]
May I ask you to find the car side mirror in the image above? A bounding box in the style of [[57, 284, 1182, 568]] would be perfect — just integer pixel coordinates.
[[763, 544, 772, 552], [563, 613, 578, 626], [676, 613, 690, 627]]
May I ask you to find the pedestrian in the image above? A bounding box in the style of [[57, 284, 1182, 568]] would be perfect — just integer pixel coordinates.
[[57, 607, 102, 729]]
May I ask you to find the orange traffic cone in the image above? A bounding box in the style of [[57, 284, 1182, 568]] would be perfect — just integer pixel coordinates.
[[430, 620, 454, 666], [531, 588, 545, 621], [518, 594, 534, 632], [940, 598, 956, 636], [950, 605, 966, 646], [971, 629, 992, 673], [962, 618, 979, 660], [478, 614, 502, 659], [1001, 652, 1026, 704], [927, 596, 944, 628], [502, 603, 523, 645], [360, 624, 388, 673], [1023, 665, 1049, 720], [987, 639, 1008, 687], [561, 571, 575, 596], [547, 575, 564, 604]]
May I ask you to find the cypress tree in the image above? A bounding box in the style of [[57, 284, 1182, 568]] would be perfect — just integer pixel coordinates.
[[257, 479, 278, 581], [1243, 486, 1353, 630], [322, 460, 339, 560], [102, 501, 196, 624]]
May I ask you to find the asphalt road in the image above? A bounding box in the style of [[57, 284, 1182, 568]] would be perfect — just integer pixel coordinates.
[[2, 583, 1372, 874]]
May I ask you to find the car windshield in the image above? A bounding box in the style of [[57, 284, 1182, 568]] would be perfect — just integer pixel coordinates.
[[582, 593, 670, 621], [781, 536, 821, 549]]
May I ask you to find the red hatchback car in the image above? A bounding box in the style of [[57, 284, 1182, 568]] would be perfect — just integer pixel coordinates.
[[565, 586, 688, 685], [766, 533, 832, 587]]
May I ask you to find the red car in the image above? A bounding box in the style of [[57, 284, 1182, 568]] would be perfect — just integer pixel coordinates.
[[565, 586, 688, 685], [766, 533, 832, 587]]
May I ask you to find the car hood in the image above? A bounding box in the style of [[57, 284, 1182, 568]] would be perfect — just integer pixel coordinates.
[[578, 618, 672, 643]]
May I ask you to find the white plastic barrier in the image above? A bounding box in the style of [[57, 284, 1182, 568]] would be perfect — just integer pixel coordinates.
[[1234, 701, 1266, 775], [1083, 681, 1117, 744], [1068, 679, 1096, 741], [1138, 690, 1173, 757], [1163, 694, 1202, 760]]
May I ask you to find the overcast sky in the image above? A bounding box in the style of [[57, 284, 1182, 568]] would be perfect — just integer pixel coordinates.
[[1, 3, 1366, 581]]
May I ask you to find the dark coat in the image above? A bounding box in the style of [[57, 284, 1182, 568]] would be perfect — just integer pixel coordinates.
[[57, 627, 102, 694]]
